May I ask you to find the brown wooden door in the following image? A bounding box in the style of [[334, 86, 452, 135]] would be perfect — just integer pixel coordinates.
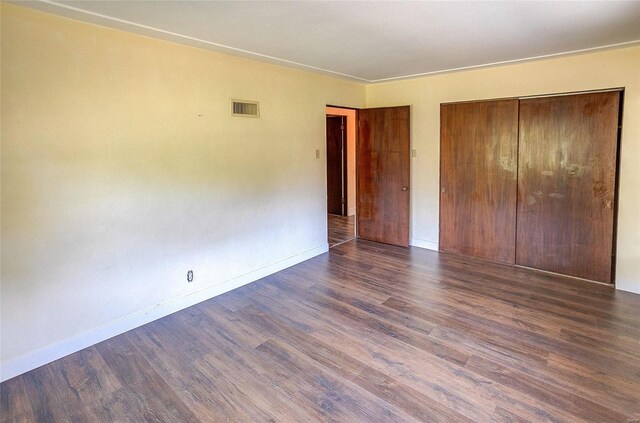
[[439, 100, 519, 264], [357, 106, 410, 247], [326, 116, 346, 215], [516, 92, 620, 283]]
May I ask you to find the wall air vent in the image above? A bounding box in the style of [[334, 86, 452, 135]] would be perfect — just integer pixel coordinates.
[[232, 99, 260, 117]]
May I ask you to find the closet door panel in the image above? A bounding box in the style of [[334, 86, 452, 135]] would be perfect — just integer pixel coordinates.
[[516, 92, 620, 283], [440, 100, 519, 264]]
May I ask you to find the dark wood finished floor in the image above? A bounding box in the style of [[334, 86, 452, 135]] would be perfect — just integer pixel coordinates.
[[2, 240, 640, 422], [328, 213, 355, 247]]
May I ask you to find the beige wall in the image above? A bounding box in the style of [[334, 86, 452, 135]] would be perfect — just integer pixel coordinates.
[[367, 45, 640, 294], [0, 3, 365, 372], [325, 107, 356, 216]]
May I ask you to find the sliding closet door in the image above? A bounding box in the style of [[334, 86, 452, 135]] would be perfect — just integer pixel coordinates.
[[517, 92, 620, 283], [440, 100, 519, 264]]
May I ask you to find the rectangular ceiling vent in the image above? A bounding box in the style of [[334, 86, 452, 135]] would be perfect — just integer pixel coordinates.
[[232, 99, 260, 117]]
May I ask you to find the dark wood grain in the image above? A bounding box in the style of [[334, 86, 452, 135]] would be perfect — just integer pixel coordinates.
[[465, 355, 630, 423], [328, 213, 355, 247], [95, 337, 201, 423], [517, 91, 620, 283], [357, 106, 410, 247], [0, 376, 36, 423], [326, 115, 346, 215], [2, 239, 639, 422], [440, 99, 519, 264]]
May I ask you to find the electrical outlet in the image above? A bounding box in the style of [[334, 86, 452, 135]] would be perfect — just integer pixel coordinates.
[[315, 149, 320, 159], [187, 270, 193, 282]]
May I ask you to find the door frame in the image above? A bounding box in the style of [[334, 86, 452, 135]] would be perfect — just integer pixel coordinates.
[[327, 104, 412, 248], [326, 104, 359, 235], [326, 114, 349, 216], [324, 104, 360, 243]]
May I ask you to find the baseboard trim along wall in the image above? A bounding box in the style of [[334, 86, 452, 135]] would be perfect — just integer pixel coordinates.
[[410, 238, 439, 251], [0, 243, 329, 382]]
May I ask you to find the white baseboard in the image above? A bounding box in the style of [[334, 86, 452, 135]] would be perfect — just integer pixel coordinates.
[[410, 238, 439, 251], [0, 243, 329, 382]]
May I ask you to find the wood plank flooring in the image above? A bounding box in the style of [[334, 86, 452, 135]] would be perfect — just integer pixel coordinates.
[[2, 239, 640, 422], [328, 214, 355, 247]]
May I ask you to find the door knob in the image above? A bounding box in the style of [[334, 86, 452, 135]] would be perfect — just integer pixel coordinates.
[[604, 200, 612, 209], [402, 186, 408, 191]]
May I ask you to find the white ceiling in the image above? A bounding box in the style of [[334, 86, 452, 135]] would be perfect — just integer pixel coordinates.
[[17, 1, 640, 83]]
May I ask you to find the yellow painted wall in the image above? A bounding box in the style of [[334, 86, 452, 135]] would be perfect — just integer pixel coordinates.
[[0, 3, 365, 369], [367, 45, 640, 294]]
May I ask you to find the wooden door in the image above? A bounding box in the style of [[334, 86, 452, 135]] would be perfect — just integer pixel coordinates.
[[357, 106, 410, 247], [440, 100, 519, 264], [326, 116, 346, 215], [517, 92, 620, 283]]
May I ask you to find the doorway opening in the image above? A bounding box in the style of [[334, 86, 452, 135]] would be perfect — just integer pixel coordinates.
[[326, 106, 356, 247]]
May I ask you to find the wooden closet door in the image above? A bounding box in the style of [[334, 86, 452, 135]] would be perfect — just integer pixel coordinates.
[[440, 100, 519, 264], [517, 92, 620, 283]]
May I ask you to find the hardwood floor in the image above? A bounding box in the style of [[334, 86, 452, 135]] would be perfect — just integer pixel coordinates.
[[328, 214, 355, 247], [2, 239, 640, 422]]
